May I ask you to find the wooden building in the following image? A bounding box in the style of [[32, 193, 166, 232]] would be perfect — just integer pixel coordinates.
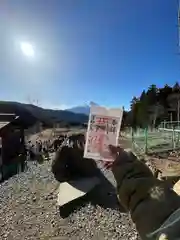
[[0, 113, 36, 182]]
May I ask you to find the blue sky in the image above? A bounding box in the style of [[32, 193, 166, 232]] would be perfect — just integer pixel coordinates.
[[0, 0, 179, 110]]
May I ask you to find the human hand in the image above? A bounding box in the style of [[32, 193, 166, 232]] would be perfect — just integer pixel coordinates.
[[102, 145, 122, 169], [102, 145, 134, 169]]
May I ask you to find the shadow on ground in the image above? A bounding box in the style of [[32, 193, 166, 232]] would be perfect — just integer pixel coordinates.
[[53, 145, 126, 218], [58, 171, 126, 218]]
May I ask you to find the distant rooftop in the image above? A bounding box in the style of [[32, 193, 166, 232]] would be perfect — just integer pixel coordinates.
[[0, 122, 10, 130]]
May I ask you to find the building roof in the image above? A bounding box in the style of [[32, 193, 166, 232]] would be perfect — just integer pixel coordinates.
[[0, 113, 34, 137], [0, 102, 37, 126], [0, 122, 10, 130], [0, 114, 19, 131]]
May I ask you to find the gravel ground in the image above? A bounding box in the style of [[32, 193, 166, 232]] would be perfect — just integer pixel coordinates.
[[0, 157, 139, 240]]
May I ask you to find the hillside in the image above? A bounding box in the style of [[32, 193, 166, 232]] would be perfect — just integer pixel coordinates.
[[0, 101, 88, 125]]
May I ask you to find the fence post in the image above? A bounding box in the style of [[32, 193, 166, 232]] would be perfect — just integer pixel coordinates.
[[145, 128, 148, 154], [131, 127, 134, 151], [174, 128, 176, 149], [177, 131, 180, 148], [163, 120, 166, 129], [172, 127, 175, 150]]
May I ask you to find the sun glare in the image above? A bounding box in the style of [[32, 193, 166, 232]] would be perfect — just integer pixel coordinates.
[[20, 42, 35, 57]]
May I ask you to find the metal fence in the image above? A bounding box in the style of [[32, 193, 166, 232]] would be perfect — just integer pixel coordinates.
[[159, 121, 180, 130], [123, 127, 180, 155]]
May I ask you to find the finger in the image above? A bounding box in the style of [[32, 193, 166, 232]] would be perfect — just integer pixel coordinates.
[[108, 145, 122, 157], [104, 161, 113, 169], [108, 145, 121, 154], [99, 160, 112, 169]]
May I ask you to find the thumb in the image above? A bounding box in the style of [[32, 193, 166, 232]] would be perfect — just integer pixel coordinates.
[[108, 145, 122, 159]]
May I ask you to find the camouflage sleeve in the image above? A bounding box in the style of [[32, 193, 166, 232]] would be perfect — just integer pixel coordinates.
[[111, 151, 180, 239]]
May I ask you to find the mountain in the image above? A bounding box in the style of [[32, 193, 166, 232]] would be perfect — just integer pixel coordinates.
[[0, 101, 88, 126], [67, 105, 90, 115], [66, 102, 98, 115]]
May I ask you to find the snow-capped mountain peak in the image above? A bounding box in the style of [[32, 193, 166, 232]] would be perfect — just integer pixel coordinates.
[[66, 102, 98, 115]]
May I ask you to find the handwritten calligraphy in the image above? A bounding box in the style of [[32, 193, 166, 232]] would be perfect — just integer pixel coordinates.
[[84, 105, 123, 161]]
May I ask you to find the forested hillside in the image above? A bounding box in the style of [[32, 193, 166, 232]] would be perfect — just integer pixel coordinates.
[[0, 101, 88, 126], [123, 82, 180, 129]]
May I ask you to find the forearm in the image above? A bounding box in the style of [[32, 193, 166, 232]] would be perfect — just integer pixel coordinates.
[[112, 157, 180, 238]]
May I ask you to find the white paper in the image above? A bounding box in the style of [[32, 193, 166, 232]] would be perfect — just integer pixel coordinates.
[[57, 177, 100, 206], [84, 105, 123, 161]]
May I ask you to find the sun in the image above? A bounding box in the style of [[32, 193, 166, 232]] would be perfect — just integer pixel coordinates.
[[20, 42, 35, 57]]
